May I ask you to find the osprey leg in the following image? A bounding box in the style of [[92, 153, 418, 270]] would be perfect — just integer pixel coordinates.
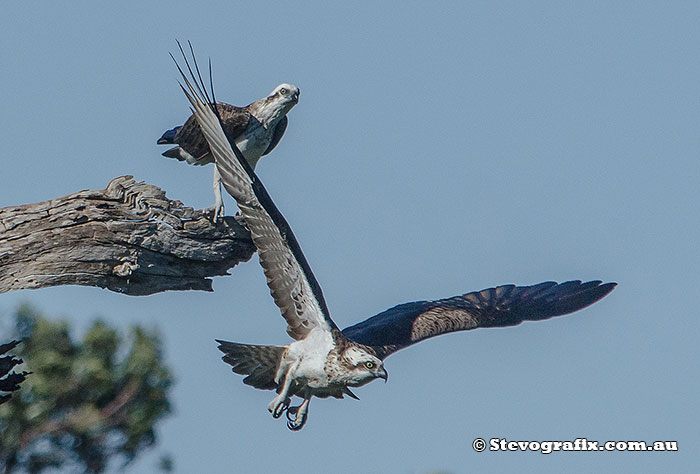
[[212, 167, 224, 221], [268, 359, 298, 418], [286, 390, 311, 431]]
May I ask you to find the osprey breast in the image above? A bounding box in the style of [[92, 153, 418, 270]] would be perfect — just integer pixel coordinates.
[[286, 328, 335, 388], [235, 124, 274, 169]]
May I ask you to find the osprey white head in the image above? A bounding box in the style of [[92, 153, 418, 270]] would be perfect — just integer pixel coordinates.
[[252, 83, 300, 126], [341, 346, 387, 387], [269, 83, 300, 103]]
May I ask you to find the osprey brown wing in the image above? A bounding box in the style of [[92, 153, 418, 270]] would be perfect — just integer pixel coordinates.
[[263, 115, 288, 156], [166, 103, 251, 165], [342, 280, 616, 359]]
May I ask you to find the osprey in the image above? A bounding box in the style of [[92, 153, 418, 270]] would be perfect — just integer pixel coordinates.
[[175, 51, 616, 431], [158, 76, 299, 220]]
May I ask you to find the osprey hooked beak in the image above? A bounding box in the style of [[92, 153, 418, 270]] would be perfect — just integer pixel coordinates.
[[378, 367, 388, 383]]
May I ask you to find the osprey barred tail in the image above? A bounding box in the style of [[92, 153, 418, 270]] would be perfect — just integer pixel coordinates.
[[174, 45, 616, 431], [158, 55, 299, 221]]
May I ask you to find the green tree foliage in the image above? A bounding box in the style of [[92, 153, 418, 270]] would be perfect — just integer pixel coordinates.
[[0, 305, 173, 473]]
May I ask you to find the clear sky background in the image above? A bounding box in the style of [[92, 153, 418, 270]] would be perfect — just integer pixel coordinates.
[[1, 1, 698, 473]]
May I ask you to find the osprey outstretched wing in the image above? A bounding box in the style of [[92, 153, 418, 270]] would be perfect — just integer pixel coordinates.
[[174, 46, 332, 341], [175, 45, 616, 431], [342, 280, 616, 359]]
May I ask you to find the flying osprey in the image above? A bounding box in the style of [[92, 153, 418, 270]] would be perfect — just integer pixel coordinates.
[[175, 51, 616, 431], [158, 68, 299, 220]]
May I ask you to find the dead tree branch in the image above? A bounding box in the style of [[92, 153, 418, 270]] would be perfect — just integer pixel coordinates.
[[0, 176, 255, 296]]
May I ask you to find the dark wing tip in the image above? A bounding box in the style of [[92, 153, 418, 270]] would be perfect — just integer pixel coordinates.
[[215, 339, 234, 352], [482, 280, 617, 327], [594, 281, 617, 299], [546, 280, 617, 318], [586, 280, 617, 306]]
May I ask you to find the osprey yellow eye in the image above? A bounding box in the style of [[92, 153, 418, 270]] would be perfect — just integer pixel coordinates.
[[279, 88, 288, 95], [364, 361, 375, 369]]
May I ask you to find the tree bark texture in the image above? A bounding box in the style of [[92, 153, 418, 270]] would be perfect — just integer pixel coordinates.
[[0, 176, 255, 296]]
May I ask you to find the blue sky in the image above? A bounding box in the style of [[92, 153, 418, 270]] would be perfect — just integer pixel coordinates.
[[1, 1, 698, 472]]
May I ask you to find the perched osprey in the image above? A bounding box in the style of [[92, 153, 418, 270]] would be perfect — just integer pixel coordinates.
[[176, 53, 616, 431], [158, 81, 299, 220]]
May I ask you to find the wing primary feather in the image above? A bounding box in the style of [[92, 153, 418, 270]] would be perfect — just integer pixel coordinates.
[[176, 41, 200, 98], [170, 52, 192, 95], [187, 40, 213, 106], [176, 40, 209, 106], [208, 57, 220, 120]]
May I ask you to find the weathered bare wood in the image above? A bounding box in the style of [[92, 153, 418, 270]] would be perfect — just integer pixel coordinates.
[[0, 176, 255, 296]]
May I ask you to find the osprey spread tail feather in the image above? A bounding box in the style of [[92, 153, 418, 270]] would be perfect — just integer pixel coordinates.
[[216, 341, 284, 391], [158, 126, 204, 165], [157, 126, 180, 145]]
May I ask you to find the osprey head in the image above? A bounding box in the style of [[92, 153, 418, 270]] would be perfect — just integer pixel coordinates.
[[269, 83, 300, 105], [340, 346, 387, 387], [254, 83, 300, 125]]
